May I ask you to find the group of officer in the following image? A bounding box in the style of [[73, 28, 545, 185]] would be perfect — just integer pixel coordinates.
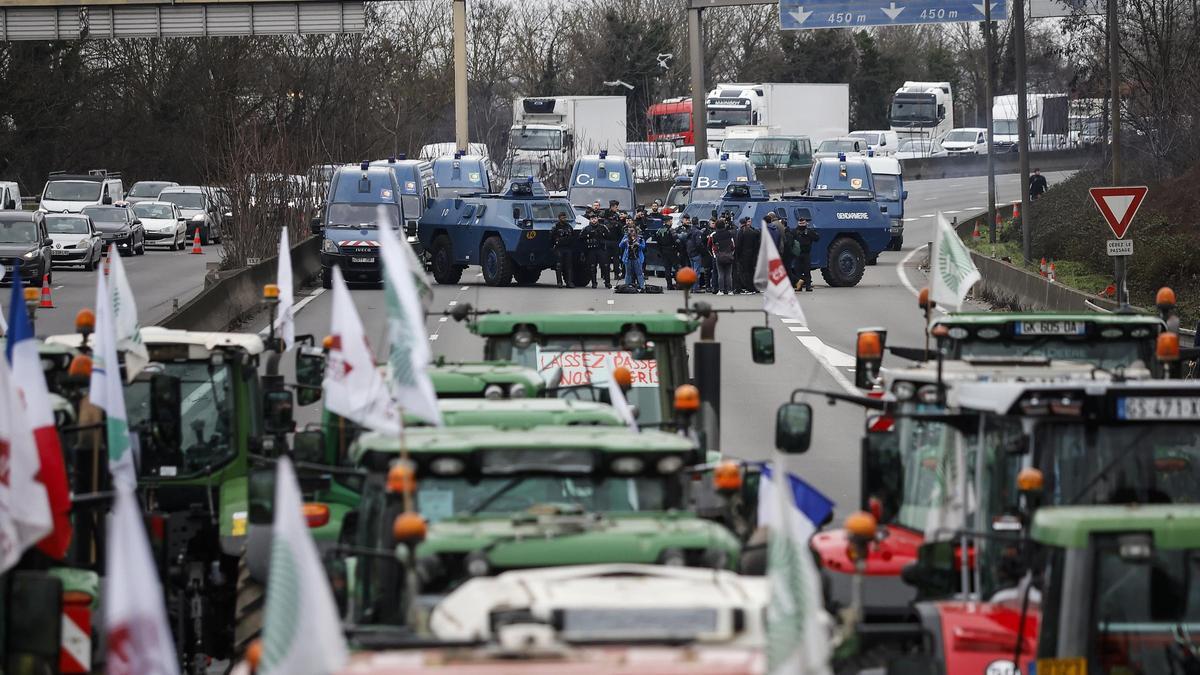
[[549, 199, 822, 293]]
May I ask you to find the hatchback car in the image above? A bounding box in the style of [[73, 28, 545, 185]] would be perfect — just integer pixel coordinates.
[[126, 180, 179, 205], [0, 211, 53, 285], [81, 205, 145, 256], [46, 213, 103, 270], [132, 201, 186, 249], [159, 186, 220, 245], [894, 139, 948, 160]]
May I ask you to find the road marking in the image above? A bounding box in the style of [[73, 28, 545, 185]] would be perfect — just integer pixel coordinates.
[[788, 326, 810, 333], [895, 244, 947, 315], [460, 286, 469, 291], [447, 300, 457, 306], [438, 316, 447, 322], [920, 214, 935, 218], [793, 333, 857, 395], [257, 287, 326, 337], [606, 299, 614, 305], [943, 210, 960, 214], [780, 318, 804, 324], [428, 334, 439, 341]]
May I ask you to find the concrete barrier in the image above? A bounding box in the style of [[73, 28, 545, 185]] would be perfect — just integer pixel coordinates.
[[158, 235, 321, 332]]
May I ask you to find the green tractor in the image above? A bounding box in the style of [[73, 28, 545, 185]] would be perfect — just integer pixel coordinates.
[[335, 424, 746, 643], [1032, 504, 1200, 675]]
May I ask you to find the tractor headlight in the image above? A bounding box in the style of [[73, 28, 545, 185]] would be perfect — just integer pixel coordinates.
[[484, 384, 504, 400], [465, 553, 491, 577], [509, 382, 528, 399], [659, 548, 686, 567]]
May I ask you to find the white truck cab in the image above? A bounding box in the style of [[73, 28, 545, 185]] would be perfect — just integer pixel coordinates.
[[40, 171, 124, 213]]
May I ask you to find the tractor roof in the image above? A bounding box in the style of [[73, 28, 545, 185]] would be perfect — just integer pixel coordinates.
[[1033, 504, 1200, 550]]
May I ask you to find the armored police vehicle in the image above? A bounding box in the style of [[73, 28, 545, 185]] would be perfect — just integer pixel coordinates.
[[432, 153, 494, 198], [369, 156, 436, 243], [688, 154, 756, 203], [714, 180, 891, 287], [418, 177, 574, 286], [566, 152, 638, 219], [314, 162, 403, 288]]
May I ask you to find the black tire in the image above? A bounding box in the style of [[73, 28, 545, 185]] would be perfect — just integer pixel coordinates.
[[820, 237, 866, 288], [480, 236, 513, 287], [430, 235, 462, 285], [135, 235, 145, 255], [321, 266, 332, 289], [232, 556, 265, 659], [84, 251, 95, 272], [513, 266, 541, 286]]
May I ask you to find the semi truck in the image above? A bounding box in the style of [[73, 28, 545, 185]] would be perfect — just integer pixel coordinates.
[[704, 83, 848, 147], [508, 96, 627, 185], [647, 97, 694, 146], [889, 81, 954, 143], [992, 93, 1070, 152]]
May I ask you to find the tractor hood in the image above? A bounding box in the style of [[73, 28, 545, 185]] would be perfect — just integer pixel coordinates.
[[925, 600, 1039, 675]]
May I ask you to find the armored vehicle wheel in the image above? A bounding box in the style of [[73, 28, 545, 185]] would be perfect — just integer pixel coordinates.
[[430, 235, 462, 284], [233, 556, 264, 659], [820, 237, 866, 288], [480, 236, 513, 286], [513, 266, 541, 286]]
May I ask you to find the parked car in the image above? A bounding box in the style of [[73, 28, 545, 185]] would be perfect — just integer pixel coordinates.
[[849, 130, 901, 157], [0, 182, 24, 211], [941, 128, 988, 155], [132, 201, 186, 250], [46, 213, 103, 270], [747, 136, 813, 169], [126, 180, 179, 205], [81, 204, 145, 256], [39, 171, 124, 213], [0, 210, 53, 284], [158, 186, 220, 244], [813, 137, 866, 160], [894, 139, 948, 159]]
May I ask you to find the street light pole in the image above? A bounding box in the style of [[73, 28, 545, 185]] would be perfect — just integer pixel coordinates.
[[984, 1, 998, 244], [453, 0, 469, 152], [688, 7, 708, 161], [1014, 0, 1033, 262]]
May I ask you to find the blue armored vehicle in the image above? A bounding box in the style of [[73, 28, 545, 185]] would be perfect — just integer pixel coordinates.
[[711, 178, 891, 287], [419, 177, 574, 286], [432, 153, 494, 198], [566, 152, 638, 213], [369, 156, 436, 244], [314, 162, 403, 288], [688, 155, 756, 203]]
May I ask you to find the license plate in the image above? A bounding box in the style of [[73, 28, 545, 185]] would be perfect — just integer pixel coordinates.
[[351, 257, 375, 264], [1117, 396, 1200, 420], [1035, 658, 1086, 675], [52, 250, 71, 256], [1015, 321, 1086, 336]]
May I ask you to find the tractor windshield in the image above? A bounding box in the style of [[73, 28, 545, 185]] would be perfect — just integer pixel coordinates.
[[890, 410, 956, 533], [1037, 422, 1200, 506], [417, 475, 671, 522], [1087, 536, 1200, 674], [126, 360, 238, 477], [949, 335, 1150, 370]]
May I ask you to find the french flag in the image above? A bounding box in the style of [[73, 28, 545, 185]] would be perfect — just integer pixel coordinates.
[[757, 462, 835, 541], [7, 270, 72, 559]]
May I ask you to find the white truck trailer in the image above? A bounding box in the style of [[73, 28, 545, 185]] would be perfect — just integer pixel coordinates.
[[704, 83, 848, 147], [508, 96, 627, 184], [992, 93, 1070, 152]]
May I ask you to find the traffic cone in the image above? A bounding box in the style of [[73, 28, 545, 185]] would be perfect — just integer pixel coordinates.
[[1103, 283, 1116, 298], [190, 230, 203, 255], [38, 274, 54, 308], [972, 222, 981, 239], [1048, 261, 1057, 283], [1039, 258, 1047, 277], [1012, 201, 1021, 220]]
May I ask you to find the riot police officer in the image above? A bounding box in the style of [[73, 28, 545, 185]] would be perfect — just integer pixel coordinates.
[[582, 215, 611, 289], [551, 212, 576, 288]]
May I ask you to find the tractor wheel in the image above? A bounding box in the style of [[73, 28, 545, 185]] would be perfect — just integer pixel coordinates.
[[233, 556, 265, 659], [430, 235, 462, 285], [480, 236, 513, 286], [820, 237, 866, 288], [513, 266, 541, 286]]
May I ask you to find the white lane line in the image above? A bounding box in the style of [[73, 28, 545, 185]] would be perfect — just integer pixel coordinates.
[[780, 318, 804, 324], [447, 300, 457, 306], [788, 326, 810, 333], [438, 316, 448, 322], [920, 214, 935, 218], [606, 299, 615, 305], [257, 287, 326, 337], [943, 210, 960, 214], [895, 244, 947, 315], [793, 333, 857, 395], [460, 286, 469, 291], [429, 334, 439, 341]]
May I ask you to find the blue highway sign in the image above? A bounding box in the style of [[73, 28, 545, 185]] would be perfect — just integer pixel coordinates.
[[779, 0, 1007, 29]]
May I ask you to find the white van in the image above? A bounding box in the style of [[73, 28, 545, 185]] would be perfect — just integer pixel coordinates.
[[0, 182, 24, 210], [850, 130, 901, 157], [941, 128, 988, 155], [40, 171, 124, 213]]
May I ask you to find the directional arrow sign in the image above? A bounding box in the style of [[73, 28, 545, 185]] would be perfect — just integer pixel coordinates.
[[780, 0, 1006, 29], [1089, 186, 1148, 239]]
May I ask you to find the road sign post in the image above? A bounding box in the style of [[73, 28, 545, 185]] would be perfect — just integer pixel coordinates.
[[1090, 186, 1148, 307]]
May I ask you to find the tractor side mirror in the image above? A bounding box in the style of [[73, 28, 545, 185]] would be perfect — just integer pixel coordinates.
[[150, 373, 183, 451], [775, 402, 812, 454], [751, 326, 775, 364], [263, 388, 295, 436], [293, 429, 325, 465], [902, 540, 959, 598], [295, 348, 325, 405], [247, 466, 275, 523], [902, 190, 909, 201], [8, 571, 63, 666]]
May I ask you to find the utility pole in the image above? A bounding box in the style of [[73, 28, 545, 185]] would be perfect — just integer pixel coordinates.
[[688, 6, 708, 162], [984, 2, 998, 244], [453, 0, 469, 152], [1108, 0, 1125, 305], [1014, 0, 1032, 261]]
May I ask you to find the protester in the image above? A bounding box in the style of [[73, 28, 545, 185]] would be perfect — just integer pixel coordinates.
[[686, 218, 707, 291], [712, 219, 736, 296]]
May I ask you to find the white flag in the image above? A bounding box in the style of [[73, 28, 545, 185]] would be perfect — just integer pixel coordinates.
[[105, 484, 179, 675], [107, 247, 149, 382], [606, 377, 638, 430], [929, 212, 981, 311], [754, 225, 807, 323], [259, 457, 348, 675], [322, 266, 400, 433], [376, 204, 433, 308], [765, 457, 833, 675], [90, 268, 136, 486], [0, 355, 52, 573], [378, 222, 441, 426], [274, 228, 296, 351]]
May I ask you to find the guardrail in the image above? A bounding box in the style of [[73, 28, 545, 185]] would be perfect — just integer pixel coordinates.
[[157, 235, 320, 332]]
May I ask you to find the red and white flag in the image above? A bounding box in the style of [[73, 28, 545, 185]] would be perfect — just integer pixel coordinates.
[[322, 266, 400, 433], [0, 352, 52, 572], [105, 484, 179, 675], [7, 273, 71, 559], [754, 224, 807, 324]]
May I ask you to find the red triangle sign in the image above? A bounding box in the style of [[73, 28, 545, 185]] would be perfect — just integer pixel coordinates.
[[1089, 186, 1148, 239]]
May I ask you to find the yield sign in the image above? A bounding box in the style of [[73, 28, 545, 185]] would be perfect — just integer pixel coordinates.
[[1089, 186, 1148, 239]]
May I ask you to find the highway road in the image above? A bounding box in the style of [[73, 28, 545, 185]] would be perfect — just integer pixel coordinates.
[[264, 171, 1067, 516]]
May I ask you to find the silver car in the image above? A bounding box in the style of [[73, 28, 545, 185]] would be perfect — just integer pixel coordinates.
[[132, 201, 187, 249], [46, 213, 103, 270]]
